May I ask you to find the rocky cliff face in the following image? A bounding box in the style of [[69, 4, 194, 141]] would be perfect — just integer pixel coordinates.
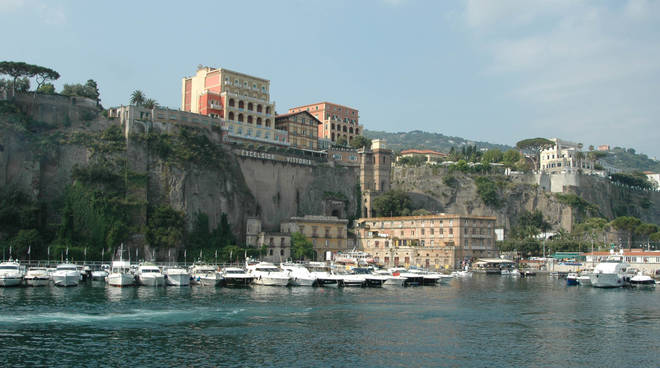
[[391, 166, 660, 231]]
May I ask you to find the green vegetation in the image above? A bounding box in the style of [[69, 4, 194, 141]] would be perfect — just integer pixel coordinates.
[[601, 147, 660, 173], [609, 172, 656, 190], [130, 90, 158, 108], [363, 129, 510, 153], [349, 135, 371, 149], [372, 190, 412, 217], [442, 175, 458, 188], [554, 193, 600, 217], [475, 176, 501, 208], [61, 79, 100, 101], [515, 138, 554, 168], [136, 128, 227, 169], [291, 232, 314, 260], [397, 155, 427, 167], [0, 61, 59, 96]]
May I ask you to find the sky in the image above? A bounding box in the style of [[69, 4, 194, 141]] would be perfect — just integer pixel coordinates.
[[2, 0, 659, 158]]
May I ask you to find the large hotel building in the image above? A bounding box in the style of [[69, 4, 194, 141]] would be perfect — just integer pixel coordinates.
[[288, 102, 363, 145], [357, 214, 498, 269], [181, 66, 287, 146]]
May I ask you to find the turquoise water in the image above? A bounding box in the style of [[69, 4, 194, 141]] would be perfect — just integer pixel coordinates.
[[1, 276, 658, 367]]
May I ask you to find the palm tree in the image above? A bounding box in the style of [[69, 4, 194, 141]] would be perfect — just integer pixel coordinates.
[[130, 90, 145, 106], [143, 98, 158, 109]]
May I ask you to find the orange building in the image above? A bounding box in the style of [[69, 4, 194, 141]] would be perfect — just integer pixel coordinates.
[[288, 102, 363, 145]]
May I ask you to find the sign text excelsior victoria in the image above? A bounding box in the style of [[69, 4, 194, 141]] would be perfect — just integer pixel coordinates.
[[236, 149, 313, 166]]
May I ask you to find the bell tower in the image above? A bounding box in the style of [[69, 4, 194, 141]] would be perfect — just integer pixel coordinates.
[[359, 139, 392, 218]]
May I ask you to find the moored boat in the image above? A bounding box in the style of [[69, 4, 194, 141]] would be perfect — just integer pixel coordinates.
[[566, 273, 579, 286], [24, 267, 50, 286], [164, 267, 191, 287], [629, 272, 655, 288], [221, 267, 253, 287], [280, 263, 316, 286], [52, 263, 80, 287], [307, 263, 340, 287], [589, 256, 629, 288], [136, 263, 165, 287], [190, 263, 222, 286], [107, 260, 135, 287], [247, 261, 290, 286], [0, 260, 24, 287]]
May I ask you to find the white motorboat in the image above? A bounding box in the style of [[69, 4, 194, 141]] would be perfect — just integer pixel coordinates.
[[307, 263, 340, 287], [451, 270, 473, 278], [246, 261, 290, 286], [221, 267, 253, 287], [407, 269, 442, 285], [373, 269, 407, 286], [107, 260, 135, 287], [337, 272, 366, 287], [164, 267, 190, 286], [24, 267, 50, 286], [510, 269, 521, 277], [91, 268, 108, 281], [190, 264, 222, 286], [52, 263, 80, 287], [280, 263, 316, 286], [389, 267, 425, 286], [0, 260, 24, 287], [136, 263, 165, 286], [589, 256, 630, 288], [629, 272, 655, 288], [500, 269, 511, 276]]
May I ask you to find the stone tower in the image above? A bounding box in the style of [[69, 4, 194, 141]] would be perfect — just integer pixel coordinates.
[[359, 139, 392, 218]]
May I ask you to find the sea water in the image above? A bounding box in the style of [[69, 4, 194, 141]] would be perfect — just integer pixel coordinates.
[[0, 275, 658, 367]]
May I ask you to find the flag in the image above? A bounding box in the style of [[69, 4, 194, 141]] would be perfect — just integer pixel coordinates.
[[136, 248, 138, 258], [102, 248, 104, 258], [84, 247, 87, 256], [184, 249, 187, 258], [168, 249, 171, 258], [214, 249, 217, 258], [48, 246, 50, 257], [66, 247, 69, 257], [27, 246, 31, 255], [199, 249, 202, 259]]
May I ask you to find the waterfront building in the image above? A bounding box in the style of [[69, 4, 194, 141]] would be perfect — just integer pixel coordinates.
[[397, 149, 448, 163], [359, 139, 393, 218], [644, 171, 660, 190], [327, 147, 360, 167], [245, 218, 291, 263], [181, 66, 286, 146], [274, 111, 321, 150], [597, 145, 610, 152], [288, 102, 363, 145], [540, 138, 595, 174], [357, 214, 498, 269], [280, 215, 349, 260], [584, 249, 660, 275]]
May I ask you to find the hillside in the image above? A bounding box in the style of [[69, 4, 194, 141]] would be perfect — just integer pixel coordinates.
[[363, 129, 512, 153], [601, 147, 660, 173]]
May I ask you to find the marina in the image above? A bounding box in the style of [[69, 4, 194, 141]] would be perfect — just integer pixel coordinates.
[[0, 273, 657, 367]]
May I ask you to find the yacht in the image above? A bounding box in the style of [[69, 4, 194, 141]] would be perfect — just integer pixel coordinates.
[[136, 263, 165, 286], [389, 267, 425, 286], [0, 260, 24, 287], [107, 260, 135, 287], [576, 271, 592, 286], [407, 269, 443, 285], [91, 265, 109, 282], [629, 272, 655, 288], [190, 263, 222, 286], [24, 267, 50, 286], [352, 268, 388, 287], [373, 269, 407, 286], [510, 269, 521, 277], [451, 270, 473, 278], [164, 267, 191, 287], [335, 269, 366, 287], [566, 273, 579, 286], [280, 263, 316, 286], [307, 263, 341, 287], [221, 267, 253, 287], [52, 263, 80, 287], [246, 261, 290, 286], [589, 256, 630, 288]]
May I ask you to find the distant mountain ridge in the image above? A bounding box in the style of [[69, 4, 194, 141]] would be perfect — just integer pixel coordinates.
[[363, 129, 512, 153]]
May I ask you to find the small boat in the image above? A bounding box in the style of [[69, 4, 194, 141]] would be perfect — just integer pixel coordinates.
[[510, 269, 521, 277], [246, 261, 290, 286], [307, 263, 340, 287], [0, 260, 24, 287], [389, 267, 425, 286], [566, 273, 579, 286], [281, 263, 316, 286], [221, 267, 253, 287], [500, 269, 511, 276], [450, 270, 473, 278], [589, 256, 630, 288], [407, 269, 442, 285], [629, 272, 655, 289], [52, 263, 80, 287], [24, 267, 50, 286], [136, 263, 165, 287], [107, 260, 135, 287], [190, 263, 222, 286], [91, 268, 109, 282], [164, 267, 191, 287]]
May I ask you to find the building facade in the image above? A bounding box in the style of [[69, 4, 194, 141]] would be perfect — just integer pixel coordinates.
[[181, 66, 286, 146], [357, 214, 498, 269], [108, 105, 223, 138], [540, 138, 595, 174], [274, 111, 321, 150], [644, 171, 660, 191], [397, 149, 448, 163], [360, 139, 393, 218], [245, 218, 291, 263], [288, 102, 363, 145], [281, 215, 349, 260]]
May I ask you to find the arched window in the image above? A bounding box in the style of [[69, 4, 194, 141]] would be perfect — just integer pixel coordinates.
[[349, 127, 354, 134], [257, 104, 263, 113], [239, 100, 245, 109], [331, 123, 335, 130], [265, 119, 271, 127], [247, 115, 253, 124], [342, 125, 347, 132], [248, 102, 253, 111], [228, 112, 234, 120], [256, 117, 262, 125], [355, 128, 359, 135], [238, 113, 244, 122], [229, 98, 235, 107], [266, 106, 271, 114]]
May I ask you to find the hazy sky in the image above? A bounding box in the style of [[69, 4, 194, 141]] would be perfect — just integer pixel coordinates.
[[2, 0, 659, 157]]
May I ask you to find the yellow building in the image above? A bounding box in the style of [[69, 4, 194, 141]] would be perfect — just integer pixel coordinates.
[[281, 215, 349, 260], [357, 214, 497, 269]]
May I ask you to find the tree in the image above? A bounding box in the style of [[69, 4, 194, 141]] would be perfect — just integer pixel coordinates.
[[335, 136, 348, 147], [33, 65, 60, 92], [515, 138, 554, 169], [502, 149, 521, 166], [589, 145, 595, 151], [635, 223, 658, 246], [291, 232, 314, 260], [130, 90, 145, 106], [37, 83, 55, 94], [146, 206, 185, 250], [0, 61, 33, 95], [61, 80, 101, 100], [610, 216, 642, 248], [481, 149, 503, 165], [411, 209, 432, 216], [349, 135, 371, 149], [143, 98, 158, 109], [372, 190, 411, 217], [84, 79, 100, 101]]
